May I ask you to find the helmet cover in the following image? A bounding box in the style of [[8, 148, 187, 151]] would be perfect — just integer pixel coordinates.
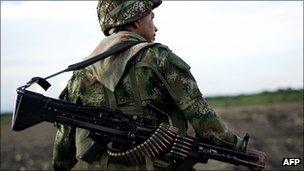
[[97, 0, 162, 36]]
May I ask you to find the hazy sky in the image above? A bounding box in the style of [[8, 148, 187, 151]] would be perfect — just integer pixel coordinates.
[[1, 1, 303, 112]]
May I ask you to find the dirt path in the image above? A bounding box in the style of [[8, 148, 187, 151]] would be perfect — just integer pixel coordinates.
[[1, 102, 303, 170], [1, 122, 56, 170]]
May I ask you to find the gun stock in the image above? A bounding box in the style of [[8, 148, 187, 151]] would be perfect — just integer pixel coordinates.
[[12, 89, 52, 131], [12, 89, 152, 140]]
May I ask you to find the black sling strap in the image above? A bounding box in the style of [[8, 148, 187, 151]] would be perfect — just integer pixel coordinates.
[[21, 40, 145, 91]]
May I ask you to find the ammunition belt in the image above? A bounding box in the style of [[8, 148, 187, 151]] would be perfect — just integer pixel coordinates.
[[107, 123, 195, 164]]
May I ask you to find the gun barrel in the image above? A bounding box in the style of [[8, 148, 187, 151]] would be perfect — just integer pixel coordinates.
[[197, 142, 264, 169]]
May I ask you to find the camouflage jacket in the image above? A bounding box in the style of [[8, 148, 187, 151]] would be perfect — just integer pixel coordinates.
[[53, 31, 243, 170]]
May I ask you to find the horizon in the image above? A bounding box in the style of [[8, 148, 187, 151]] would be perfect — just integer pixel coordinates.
[[1, 87, 302, 114]]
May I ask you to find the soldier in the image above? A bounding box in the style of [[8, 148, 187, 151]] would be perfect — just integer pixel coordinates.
[[53, 0, 265, 170]]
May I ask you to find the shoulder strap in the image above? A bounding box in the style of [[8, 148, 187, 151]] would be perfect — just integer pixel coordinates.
[[102, 85, 118, 109], [128, 66, 144, 114], [22, 41, 145, 91], [47, 41, 145, 78], [125, 43, 161, 114]]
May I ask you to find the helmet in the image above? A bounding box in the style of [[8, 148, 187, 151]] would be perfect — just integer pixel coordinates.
[[97, 0, 162, 36]]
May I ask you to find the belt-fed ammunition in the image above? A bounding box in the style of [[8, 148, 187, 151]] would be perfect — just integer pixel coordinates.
[[107, 123, 184, 164], [143, 141, 155, 158], [152, 134, 167, 149]]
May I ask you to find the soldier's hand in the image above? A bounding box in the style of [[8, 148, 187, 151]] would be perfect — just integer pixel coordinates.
[[248, 149, 267, 171]]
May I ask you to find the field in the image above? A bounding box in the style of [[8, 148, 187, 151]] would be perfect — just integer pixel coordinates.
[[1, 101, 303, 170], [206, 89, 303, 107]]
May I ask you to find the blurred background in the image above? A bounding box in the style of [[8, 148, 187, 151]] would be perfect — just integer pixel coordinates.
[[1, 1, 303, 170]]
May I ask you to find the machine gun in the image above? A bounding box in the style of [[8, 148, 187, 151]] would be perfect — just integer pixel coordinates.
[[12, 87, 266, 170], [12, 41, 265, 170]]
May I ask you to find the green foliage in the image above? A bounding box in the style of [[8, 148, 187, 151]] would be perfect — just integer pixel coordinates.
[[1, 113, 12, 123], [206, 88, 303, 108]]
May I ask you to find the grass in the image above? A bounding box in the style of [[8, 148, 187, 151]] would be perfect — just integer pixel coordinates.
[[0, 113, 12, 123], [206, 88, 303, 108]]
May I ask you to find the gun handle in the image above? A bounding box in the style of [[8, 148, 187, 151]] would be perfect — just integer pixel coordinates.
[[79, 140, 106, 164]]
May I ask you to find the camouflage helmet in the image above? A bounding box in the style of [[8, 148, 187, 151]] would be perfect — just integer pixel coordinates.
[[97, 0, 162, 36]]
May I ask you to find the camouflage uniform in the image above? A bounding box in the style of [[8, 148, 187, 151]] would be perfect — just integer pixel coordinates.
[[53, 1, 244, 170]]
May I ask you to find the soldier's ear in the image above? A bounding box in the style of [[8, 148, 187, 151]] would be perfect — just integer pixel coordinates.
[[124, 21, 139, 31], [133, 20, 141, 29]]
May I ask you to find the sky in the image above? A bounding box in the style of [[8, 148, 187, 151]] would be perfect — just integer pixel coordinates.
[[1, 1, 303, 113]]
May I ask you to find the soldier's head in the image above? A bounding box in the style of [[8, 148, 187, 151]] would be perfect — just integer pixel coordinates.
[[97, 0, 162, 42]]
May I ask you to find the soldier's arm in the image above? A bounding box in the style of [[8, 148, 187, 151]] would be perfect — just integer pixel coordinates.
[[52, 87, 78, 170], [156, 47, 244, 150], [52, 69, 104, 169]]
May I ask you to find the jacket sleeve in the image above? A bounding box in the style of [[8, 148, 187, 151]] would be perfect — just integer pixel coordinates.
[[157, 48, 243, 150], [52, 87, 78, 170]]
